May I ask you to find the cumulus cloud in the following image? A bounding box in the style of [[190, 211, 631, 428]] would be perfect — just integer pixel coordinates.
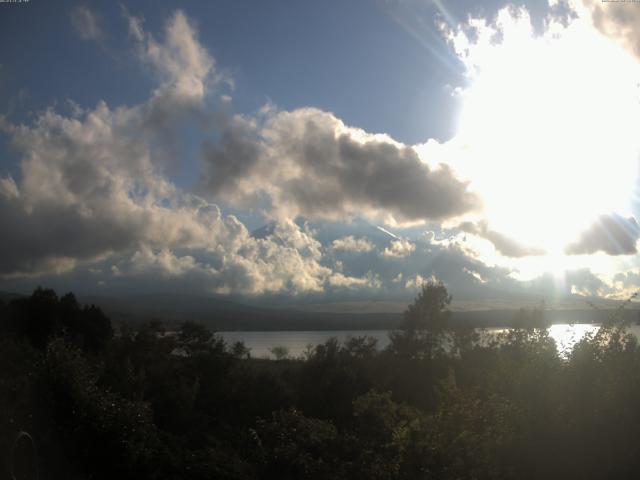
[[565, 214, 640, 256], [134, 10, 216, 101], [0, 101, 392, 295], [382, 239, 416, 258], [459, 221, 545, 257], [331, 236, 374, 253], [582, 0, 640, 59], [5, 8, 476, 298], [0, 102, 170, 276], [123, 8, 229, 128], [113, 220, 339, 295], [70, 6, 105, 42], [0, 109, 341, 296], [129, 247, 199, 277], [201, 107, 480, 224], [0, 10, 346, 296]]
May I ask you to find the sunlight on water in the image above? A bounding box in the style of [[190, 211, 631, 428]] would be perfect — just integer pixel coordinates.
[[547, 324, 600, 355]]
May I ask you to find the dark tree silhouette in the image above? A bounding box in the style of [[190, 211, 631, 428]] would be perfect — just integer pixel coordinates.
[[1, 288, 112, 351], [389, 279, 451, 359], [4, 286, 640, 480], [403, 279, 451, 332]]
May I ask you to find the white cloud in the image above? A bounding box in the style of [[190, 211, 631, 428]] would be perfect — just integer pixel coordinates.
[[124, 8, 230, 118], [328, 271, 381, 290], [70, 6, 105, 42], [331, 236, 374, 253], [0, 176, 19, 199], [581, 0, 640, 60], [113, 219, 335, 295], [463, 267, 488, 284], [129, 246, 199, 277], [405, 274, 438, 290], [125, 8, 145, 42], [382, 239, 416, 258]]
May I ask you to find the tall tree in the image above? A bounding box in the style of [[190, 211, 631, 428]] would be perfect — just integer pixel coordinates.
[[389, 279, 451, 359]]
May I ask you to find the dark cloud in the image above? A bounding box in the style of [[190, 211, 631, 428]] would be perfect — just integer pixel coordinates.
[[201, 108, 480, 224], [0, 189, 145, 276], [200, 115, 262, 198], [459, 221, 545, 257], [565, 214, 640, 256], [564, 268, 615, 297]]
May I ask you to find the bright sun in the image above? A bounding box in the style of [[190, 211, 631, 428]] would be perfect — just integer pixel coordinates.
[[449, 7, 640, 255]]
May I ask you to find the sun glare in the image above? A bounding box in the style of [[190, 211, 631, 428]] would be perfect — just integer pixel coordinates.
[[451, 8, 640, 255]]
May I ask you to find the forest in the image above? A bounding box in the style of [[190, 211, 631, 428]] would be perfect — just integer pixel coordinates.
[[2, 283, 640, 479]]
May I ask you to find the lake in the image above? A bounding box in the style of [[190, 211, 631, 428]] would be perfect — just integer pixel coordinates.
[[220, 323, 640, 359]]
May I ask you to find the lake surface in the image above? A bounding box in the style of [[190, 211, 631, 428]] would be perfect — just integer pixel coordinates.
[[220, 324, 640, 359]]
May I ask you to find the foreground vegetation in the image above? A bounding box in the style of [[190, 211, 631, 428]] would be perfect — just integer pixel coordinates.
[[2, 284, 640, 479]]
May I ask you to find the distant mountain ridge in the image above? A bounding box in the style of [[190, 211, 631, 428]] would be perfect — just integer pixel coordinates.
[[79, 292, 403, 331], [67, 292, 640, 331], [4, 288, 639, 332]]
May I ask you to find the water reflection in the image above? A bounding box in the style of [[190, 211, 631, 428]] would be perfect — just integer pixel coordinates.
[[221, 324, 639, 359], [547, 323, 600, 355]]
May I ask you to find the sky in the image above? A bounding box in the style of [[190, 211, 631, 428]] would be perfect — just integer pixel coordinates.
[[1, 0, 640, 307]]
